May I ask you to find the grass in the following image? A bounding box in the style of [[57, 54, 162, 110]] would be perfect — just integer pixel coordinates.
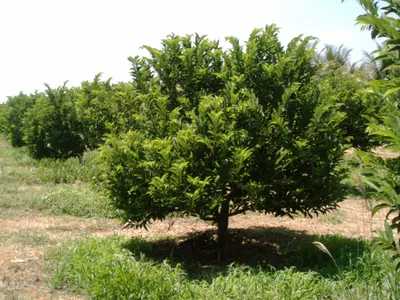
[[318, 211, 345, 225], [0, 137, 100, 185], [35, 150, 101, 184], [0, 229, 52, 247], [48, 235, 400, 299], [0, 182, 117, 219], [36, 184, 119, 218], [0, 138, 116, 219]]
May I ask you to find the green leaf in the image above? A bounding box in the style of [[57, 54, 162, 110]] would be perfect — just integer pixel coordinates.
[[372, 203, 390, 217]]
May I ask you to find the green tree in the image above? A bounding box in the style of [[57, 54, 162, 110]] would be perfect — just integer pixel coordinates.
[[317, 44, 353, 70], [98, 26, 347, 247], [1, 92, 36, 147], [318, 67, 385, 149], [75, 75, 145, 149], [23, 83, 85, 159]]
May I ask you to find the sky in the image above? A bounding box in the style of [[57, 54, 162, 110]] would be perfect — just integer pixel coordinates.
[[0, 0, 378, 103]]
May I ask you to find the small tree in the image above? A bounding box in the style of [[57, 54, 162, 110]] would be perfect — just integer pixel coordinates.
[[75, 76, 143, 148], [1, 92, 36, 147], [23, 83, 85, 159], [98, 26, 347, 246]]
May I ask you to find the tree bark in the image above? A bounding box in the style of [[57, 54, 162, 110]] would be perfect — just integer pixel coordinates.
[[217, 199, 230, 258]]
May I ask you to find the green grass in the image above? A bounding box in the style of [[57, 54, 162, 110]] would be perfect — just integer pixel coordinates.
[[36, 185, 119, 218], [35, 150, 101, 184], [0, 182, 118, 219], [0, 138, 115, 219], [0, 138, 100, 185], [48, 235, 400, 300]]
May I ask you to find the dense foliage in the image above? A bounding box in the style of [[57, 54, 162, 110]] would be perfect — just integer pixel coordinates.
[[343, 0, 400, 269], [0, 92, 36, 147], [97, 26, 349, 243], [319, 68, 384, 149]]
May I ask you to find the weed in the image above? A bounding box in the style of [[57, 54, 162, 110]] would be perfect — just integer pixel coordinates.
[[48, 236, 400, 299], [37, 185, 119, 218]]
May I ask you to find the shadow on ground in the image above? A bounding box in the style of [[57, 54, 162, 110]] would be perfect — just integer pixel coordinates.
[[122, 226, 366, 280]]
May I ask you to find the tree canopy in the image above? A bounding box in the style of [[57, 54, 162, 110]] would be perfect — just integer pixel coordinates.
[[97, 26, 348, 245]]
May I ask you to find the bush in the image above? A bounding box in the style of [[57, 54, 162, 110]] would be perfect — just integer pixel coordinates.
[[319, 69, 385, 150], [98, 26, 347, 244], [22, 83, 85, 159], [1, 92, 37, 147], [74, 75, 139, 149]]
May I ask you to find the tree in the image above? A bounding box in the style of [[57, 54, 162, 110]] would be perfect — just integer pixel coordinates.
[[314, 43, 385, 150], [98, 26, 347, 248], [317, 66, 385, 150], [361, 44, 397, 80], [316, 44, 353, 70], [1, 92, 36, 147], [23, 83, 85, 159]]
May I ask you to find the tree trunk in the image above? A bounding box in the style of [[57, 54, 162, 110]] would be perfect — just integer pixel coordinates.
[[217, 199, 230, 259]]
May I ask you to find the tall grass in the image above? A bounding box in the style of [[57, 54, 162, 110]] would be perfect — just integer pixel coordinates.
[[49, 236, 400, 299], [35, 150, 101, 184]]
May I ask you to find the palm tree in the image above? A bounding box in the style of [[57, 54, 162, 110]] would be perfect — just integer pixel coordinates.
[[361, 44, 398, 80], [316, 44, 353, 70]]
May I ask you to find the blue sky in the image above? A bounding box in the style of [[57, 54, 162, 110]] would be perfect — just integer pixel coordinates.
[[0, 0, 377, 103]]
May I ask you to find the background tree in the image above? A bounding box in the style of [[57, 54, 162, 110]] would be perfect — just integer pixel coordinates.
[[316, 44, 353, 71], [361, 44, 398, 80], [1, 92, 36, 147], [97, 26, 348, 247], [23, 83, 85, 159], [74, 74, 141, 149]]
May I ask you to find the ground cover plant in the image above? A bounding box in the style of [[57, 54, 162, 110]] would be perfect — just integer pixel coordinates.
[[48, 235, 400, 299]]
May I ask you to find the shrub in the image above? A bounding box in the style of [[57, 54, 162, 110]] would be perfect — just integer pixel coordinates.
[[1, 92, 37, 147], [98, 26, 347, 245], [22, 83, 85, 159]]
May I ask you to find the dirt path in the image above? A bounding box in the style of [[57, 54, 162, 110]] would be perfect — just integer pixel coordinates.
[[0, 197, 388, 299]]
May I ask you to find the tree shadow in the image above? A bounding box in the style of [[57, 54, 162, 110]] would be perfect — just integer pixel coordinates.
[[122, 226, 366, 281]]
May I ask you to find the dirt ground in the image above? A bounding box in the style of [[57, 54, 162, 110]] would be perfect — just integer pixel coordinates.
[[0, 196, 391, 300]]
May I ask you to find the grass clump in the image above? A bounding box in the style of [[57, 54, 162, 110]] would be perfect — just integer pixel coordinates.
[[35, 150, 100, 184], [37, 185, 118, 218], [49, 235, 400, 299], [50, 236, 188, 299]]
